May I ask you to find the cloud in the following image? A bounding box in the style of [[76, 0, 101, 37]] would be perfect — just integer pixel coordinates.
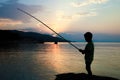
[[71, 1, 89, 7], [62, 15, 72, 19], [56, 10, 97, 22], [76, 12, 97, 17], [56, 11, 73, 20], [89, 0, 108, 4], [0, 0, 44, 22], [71, 0, 109, 7], [0, 18, 22, 27]]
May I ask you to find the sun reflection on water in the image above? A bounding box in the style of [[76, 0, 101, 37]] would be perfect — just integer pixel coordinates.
[[49, 44, 66, 73], [35, 43, 85, 74], [34, 44, 66, 73]]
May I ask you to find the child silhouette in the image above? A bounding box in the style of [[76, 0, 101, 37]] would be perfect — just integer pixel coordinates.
[[79, 32, 94, 76]]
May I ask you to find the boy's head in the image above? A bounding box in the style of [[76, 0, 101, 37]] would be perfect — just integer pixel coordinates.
[[84, 32, 93, 42]]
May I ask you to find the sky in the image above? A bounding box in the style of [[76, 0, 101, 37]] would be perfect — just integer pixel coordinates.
[[0, 0, 120, 41]]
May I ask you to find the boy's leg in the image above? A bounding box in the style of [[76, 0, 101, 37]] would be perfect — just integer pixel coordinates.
[[85, 61, 92, 76]]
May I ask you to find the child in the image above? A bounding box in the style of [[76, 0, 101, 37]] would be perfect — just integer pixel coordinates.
[[79, 32, 94, 76]]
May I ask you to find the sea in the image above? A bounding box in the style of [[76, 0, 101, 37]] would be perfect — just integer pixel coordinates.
[[0, 42, 120, 80]]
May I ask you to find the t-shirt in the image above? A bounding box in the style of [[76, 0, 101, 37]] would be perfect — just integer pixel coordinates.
[[84, 42, 94, 62]]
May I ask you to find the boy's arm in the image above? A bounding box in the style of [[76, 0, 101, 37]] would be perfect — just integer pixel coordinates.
[[79, 49, 91, 54]]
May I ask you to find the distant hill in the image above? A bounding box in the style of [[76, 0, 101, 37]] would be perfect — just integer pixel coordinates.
[[59, 32, 120, 42], [0, 30, 66, 43]]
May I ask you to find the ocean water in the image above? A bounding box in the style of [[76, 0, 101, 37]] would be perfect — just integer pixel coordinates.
[[0, 42, 120, 80]]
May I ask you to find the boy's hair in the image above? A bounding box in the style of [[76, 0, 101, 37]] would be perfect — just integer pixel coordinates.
[[84, 32, 93, 40]]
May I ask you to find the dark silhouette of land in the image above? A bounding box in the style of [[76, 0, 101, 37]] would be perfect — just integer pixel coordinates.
[[55, 73, 119, 80], [0, 30, 66, 43]]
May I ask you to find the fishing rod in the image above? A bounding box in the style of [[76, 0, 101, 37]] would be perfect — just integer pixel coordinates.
[[17, 8, 79, 50]]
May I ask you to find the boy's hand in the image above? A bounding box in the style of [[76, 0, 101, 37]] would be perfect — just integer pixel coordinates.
[[79, 49, 82, 52], [79, 49, 84, 54]]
